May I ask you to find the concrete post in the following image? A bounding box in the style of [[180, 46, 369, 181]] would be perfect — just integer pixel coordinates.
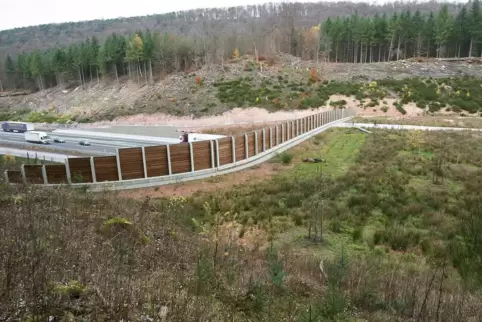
[[115, 149, 122, 181], [275, 126, 279, 146], [269, 127, 273, 148], [262, 129, 266, 152], [281, 123, 285, 143], [244, 134, 249, 159], [65, 158, 72, 184], [20, 164, 27, 184], [231, 136, 236, 163], [3, 170, 9, 183], [210, 140, 215, 168], [254, 131, 259, 155], [141, 146, 148, 178], [166, 145, 172, 175], [90, 157, 97, 183], [287, 122, 290, 140], [189, 142, 195, 172], [215, 140, 220, 167], [42, 165, 48, 184], [292, 120, 295, 138]]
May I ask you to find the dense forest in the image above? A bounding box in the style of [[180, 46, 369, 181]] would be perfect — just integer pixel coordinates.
[[0, 1, 480, 93]]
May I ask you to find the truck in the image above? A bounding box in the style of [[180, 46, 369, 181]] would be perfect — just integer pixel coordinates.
[[2, 121, 34, 133], [179, 132, 226, 143], [25, 131, 52, 144]]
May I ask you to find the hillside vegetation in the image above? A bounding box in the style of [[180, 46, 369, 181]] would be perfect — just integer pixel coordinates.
[[1, 56, 482, 124], [1, 1, 480, 94], [2, 128, 482, 321], [1, 1, 481, 125]]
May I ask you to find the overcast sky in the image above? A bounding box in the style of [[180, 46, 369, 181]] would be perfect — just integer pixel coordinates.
[[1, 0, 346, 31]]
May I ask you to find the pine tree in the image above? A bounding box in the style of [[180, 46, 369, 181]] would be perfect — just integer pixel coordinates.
[[4, 55, 17, 90], [468, 0, 482, 57], [435, 5, 453, 58]]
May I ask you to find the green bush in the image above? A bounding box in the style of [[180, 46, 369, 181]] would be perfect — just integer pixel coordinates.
[[394, 101, 407, 115], [373, 226, 421, 251], [352, 226, 364, 242], [280, 152, 293, 164]]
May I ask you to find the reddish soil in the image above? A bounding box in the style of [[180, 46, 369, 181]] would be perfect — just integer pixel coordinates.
[[119, 162, 287, 200]]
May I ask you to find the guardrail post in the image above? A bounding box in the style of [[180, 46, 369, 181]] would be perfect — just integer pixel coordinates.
[[42, 165, 48, 184], [231, 137, 236, 163], [141, 146, 148, 178], [210, 140, 215, 168], [90, 157, 97, 183], [244, 134, 249, 159], [301, 119, 304, 133], [215, 140, 220, 167], [269, 127, 273, 148], [287, 122, 290, 140], [262, 129, 266, 152], [292, 120, 295, 137], [20, 164, 27, 184], [275, 126, 279, 146], [312, 115, 315, 129], [281, 123, 285, 143], [115, 149, 122, 181], [254, 131, 259, 155], [189, 142, 195, 172], [4, 170, 9, 183], [65, 158, 72, 184], [166, 145, 172, 175]]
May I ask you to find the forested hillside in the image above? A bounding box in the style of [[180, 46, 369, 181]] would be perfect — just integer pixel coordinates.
[[0, 1, 476, 92]]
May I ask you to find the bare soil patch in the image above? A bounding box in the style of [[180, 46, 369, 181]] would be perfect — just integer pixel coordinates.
[[120, 162, 288, 200]]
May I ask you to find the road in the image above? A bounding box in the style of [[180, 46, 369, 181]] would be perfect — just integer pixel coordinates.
[[0, 131, 172, 156]]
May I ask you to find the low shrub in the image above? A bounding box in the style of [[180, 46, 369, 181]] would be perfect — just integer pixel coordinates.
[[280, 152, 293, 165], [394, 101, 407, 115]]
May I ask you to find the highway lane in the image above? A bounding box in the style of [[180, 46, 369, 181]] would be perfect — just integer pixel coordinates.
[[0, 131, 169, 156], [0, 146, 74, 163]]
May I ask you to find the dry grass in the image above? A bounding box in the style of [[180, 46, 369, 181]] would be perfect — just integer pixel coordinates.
[[3, 129, 482, 321]]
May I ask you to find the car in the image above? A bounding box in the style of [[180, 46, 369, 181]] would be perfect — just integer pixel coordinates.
[[53, 137, 66, 143], [79, 140, 91, 146]]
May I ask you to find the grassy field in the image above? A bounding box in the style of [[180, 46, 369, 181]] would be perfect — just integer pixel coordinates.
[[353, 115, 482, 128], [2, 128, 482, 321]]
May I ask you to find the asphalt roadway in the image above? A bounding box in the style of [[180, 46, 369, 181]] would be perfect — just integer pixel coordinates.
[[0, 130, 172, 156]]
